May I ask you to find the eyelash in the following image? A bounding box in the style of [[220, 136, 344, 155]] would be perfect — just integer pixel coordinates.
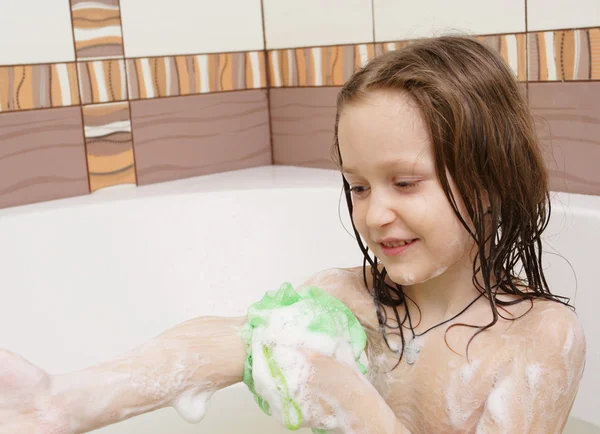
[[348, 181, 421, 195]]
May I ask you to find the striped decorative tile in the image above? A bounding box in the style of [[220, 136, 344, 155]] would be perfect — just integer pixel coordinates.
[[528, 28, 600, 81], [0, 64, 80, 113], [267, 36, 528, 89], [82, 102, 136, 192], [70, 0, 124, 60], [476, 34, 528, 81], [268, 44, 376, 88], [126, 51, 267, 100], [375, 35, 528, 82], [374, 41, 411, 55], [77, 59, 127, 104]]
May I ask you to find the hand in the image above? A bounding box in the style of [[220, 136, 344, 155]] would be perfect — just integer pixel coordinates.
[[0, 349, 72, 434], [298, 349, 402, 434]]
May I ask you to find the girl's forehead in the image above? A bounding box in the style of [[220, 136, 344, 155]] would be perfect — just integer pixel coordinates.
[[338, 94, 434, 170]]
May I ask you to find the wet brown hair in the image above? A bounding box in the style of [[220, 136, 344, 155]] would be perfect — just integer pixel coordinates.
[[331, 35, 572, 364]]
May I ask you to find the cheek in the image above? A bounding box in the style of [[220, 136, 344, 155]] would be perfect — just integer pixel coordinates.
[[417, 199, 473, 262], [351, 206, 368, 239]]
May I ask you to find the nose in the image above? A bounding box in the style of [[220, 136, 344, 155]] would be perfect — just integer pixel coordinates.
[[365, 188, 396, 229]]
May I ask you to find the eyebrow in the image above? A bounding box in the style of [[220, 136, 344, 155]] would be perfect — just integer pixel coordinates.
[[342, 159, 420, 174]]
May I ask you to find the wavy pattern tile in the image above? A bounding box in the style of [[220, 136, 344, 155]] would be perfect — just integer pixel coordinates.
[[268, 44, 377, 88], [268, 35, 527, 88], [271, 87, 339, 168], [528, 28, 600, 81], [0, 64, 80, 113], [82, 102, 136, 191], [530, 82, 600, 195], [126, 51, 267, 100], [70, 0, 124, 60], [130, 90, 270, 185], [0, 107, 89, 209], [77, 59, 128, 104], [476, 34, 528, 81]]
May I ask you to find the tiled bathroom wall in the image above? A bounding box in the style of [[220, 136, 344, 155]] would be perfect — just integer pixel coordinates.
[[0, 0, 599, 209]]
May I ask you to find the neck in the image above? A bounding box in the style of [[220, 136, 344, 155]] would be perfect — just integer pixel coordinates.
[[400, 257, 486, 330]]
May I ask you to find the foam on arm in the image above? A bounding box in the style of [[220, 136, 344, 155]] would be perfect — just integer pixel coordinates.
[[53, 316, 246, 433]]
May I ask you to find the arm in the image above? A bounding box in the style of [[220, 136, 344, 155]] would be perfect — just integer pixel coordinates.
[[1, 267, 374, 434], [0, 316, 246, 434], [58, 316, 247, 433], [299, 348, 411, 434]]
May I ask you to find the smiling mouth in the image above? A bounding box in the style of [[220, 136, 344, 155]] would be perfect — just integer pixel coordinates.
[[381, 240, 415, 247], [379, 239, 419, 256]]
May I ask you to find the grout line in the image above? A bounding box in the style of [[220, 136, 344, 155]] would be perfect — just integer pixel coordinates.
[[268, 40, 374, 52], [0, 104, 81, 116], [527, 79, 600, 84], [0, 88, 272, 117], [525, 0, 529, 98], [2, 25, 597, 71], [267, 86, 275, 165], [371, 0, 376, 43], [2, 77, 599, 118], [116, 0, 140, 186], [1, 76, 598, 118], [260, 0, 274, 165], [1, 25, 598, 119], [0, 59, 78, 69], [67, 0, 92, 194], [526, 24, 599, 34]]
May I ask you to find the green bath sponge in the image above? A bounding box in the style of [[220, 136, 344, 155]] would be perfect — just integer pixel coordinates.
[[242, 282, 368, 432]]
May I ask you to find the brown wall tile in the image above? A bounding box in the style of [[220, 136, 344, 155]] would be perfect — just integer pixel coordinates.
[[271, 87, 340, 168], [70, 0, 124, 60], [530, 82, 600, 195], [82, 102, 136, 191], [130, 90, 271, 185], [0, 107, 89, 209]]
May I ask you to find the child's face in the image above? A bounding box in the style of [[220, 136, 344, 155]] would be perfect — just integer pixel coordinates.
[[337, 90, 475, 286]]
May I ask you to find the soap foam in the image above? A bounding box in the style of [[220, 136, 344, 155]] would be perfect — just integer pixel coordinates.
[[172, 387, 215, 423], [526, 364, 541, 392], [250, 300, 363, 430], [486, 377, 512, 429], [445, 359, 481, 428]]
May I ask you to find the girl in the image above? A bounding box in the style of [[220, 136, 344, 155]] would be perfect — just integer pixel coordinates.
[[0, 35, 586, 433]]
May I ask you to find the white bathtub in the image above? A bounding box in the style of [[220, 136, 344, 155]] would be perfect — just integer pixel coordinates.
[[0, 166, 598, 433]]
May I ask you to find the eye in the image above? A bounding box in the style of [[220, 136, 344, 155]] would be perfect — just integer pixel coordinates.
[[348, 185, 369, 196], [395, 180, 421, 189]]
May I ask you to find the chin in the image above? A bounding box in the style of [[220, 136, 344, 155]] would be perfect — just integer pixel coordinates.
[[384, 263, 446, 286], [382, 265, 420, 286]]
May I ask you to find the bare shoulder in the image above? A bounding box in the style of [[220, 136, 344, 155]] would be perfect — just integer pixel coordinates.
[[472, 299, 587, 432], [298, 267, 379, 329], [509, 298, 586, 362]]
